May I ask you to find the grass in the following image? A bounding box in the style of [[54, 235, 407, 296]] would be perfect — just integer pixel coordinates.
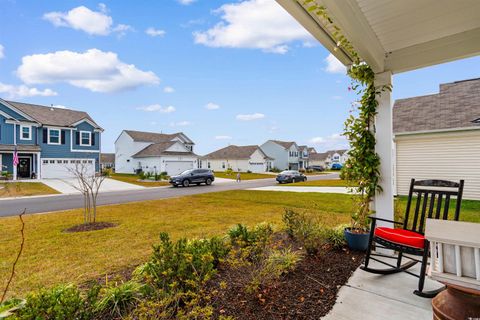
[[109, 173, 169, 187], [282, 179, 350, 187], [0, 182, 59, 198], [0, 191, 352, 298], [214, 171, 274, 180]]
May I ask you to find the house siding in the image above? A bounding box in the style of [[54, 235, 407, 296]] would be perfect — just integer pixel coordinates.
[[395, 130, 480, 200], [0, 153, 13, 172], [0, 115, 15, 144], [0, 102, 28, 120]]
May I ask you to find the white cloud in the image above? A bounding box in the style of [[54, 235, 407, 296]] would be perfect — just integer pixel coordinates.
[[236, 113, 265, 121], [43, 5, 132, 36], [17, 49, 159, 93], [215, 135, 232, 140], [205, 102, 220, 110], [0, 44, 4, 59], [170, 120, 191, 127], [146, 27, 166, 37], [163, 86, 175, 93], [309, 133, 348, 150], [193, 0, 312, 54], [325, 54, 347, 74], [0, 82, 57, 98], [137, 104, 175, 113], [178, 0, 196, 5], [51, 104, 67, 109]]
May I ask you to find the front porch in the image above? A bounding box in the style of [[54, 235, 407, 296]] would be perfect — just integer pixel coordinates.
[[0, 145, 41, 180]]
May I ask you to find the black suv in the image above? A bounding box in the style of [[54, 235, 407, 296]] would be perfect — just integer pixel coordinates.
[[169, 169, 215, 187]]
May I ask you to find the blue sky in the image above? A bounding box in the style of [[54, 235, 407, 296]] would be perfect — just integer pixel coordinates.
[[1, 0, 479, 154]]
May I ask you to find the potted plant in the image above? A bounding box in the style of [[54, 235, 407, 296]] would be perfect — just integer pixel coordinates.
[[342, 64, 386, 251]]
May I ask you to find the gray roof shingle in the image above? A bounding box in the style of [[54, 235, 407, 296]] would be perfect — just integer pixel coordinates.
[[393, 78, 480, 134], [124, 130, 193, 144], [6, 100, 101, 128], [270, 140, 296, 149], [132, 141, 196, 158], [203, 145, 271, 160]]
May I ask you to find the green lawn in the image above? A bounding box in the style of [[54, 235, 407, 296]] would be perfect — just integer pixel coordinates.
[[282, 179, 350, 187], [0, 191, 352, 298], [0, 182, 59, 198], [109, 173, 169, 187], [214, 171, 274, 180]]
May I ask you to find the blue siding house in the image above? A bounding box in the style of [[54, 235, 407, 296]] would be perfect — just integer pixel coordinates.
[[0, 99, 103, 179]]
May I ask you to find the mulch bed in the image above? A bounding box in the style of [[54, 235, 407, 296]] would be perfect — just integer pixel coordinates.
[[63, 222, 117, 233], [207, 235, 364, 320]]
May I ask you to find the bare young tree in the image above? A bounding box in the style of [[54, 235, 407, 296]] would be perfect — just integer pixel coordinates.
[[65, 161, 107, 224]]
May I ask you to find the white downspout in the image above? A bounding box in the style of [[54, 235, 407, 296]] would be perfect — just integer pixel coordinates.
[[13, 123, 17, 180]]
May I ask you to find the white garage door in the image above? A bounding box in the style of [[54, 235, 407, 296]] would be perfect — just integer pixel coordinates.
[[41, 158, 95, 179], [249, 162, 265, 173], [165, 161, 194, 176]]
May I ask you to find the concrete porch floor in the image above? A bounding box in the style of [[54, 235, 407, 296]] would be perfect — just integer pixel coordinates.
[[322, 255, 440, 320]]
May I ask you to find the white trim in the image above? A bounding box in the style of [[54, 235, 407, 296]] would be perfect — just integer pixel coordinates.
[[0, 154, 2, 172], [70, 149, 101, 153], [47, 128, 61, 145], [0, 109, 15, 120], [70, 117, 103, 131], [0, 98, 38, 122], [17, 155, 33, 178], [79, 131, 92, 146], [44, 125, 72, 130], [20, 125, 31, 140], [5, 120, 40, 126], [394, 126, 480, 137]]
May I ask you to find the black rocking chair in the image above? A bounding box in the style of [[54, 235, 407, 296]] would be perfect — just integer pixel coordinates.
[[361, 178, 464, 298]]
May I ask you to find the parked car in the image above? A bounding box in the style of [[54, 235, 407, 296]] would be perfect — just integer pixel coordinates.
[[276, 170, 307, 184], [331, 163, 343, 170], [307, 165, 325, 172], [169, 169, 215, 187]]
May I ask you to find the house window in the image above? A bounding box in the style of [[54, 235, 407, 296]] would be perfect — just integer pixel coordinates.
[[20, 125, 31, 140], [222, 162, 225, 169], [208, 162, 211, 169], [48, 128, 61, 144], [80, 131, 91, 146], [43, 160, 48, 164]]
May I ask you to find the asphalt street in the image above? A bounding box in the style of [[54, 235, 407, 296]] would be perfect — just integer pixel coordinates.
[[0, 173, 339, 217]]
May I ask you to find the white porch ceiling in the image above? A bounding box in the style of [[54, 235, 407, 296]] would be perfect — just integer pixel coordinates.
[[277, 0, 480, 74]]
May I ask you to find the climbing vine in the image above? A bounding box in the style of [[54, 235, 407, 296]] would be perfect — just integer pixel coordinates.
[[303, 0, 391, 230]]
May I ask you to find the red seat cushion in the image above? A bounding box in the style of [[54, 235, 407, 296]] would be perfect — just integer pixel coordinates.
[[374, 227, 425, 249]]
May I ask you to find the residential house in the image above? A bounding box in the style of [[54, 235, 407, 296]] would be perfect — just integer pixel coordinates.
[[0, 99, 102, 179], [100, 153, 115, 171], [115, 130, 197, 176], [307, 147, 317, 154], [394, 78, 480, 200], [308, 152, 329, 167], [260, 140, 300, 170], [201, 145, 273, 173], [298, 145, 310, 170]]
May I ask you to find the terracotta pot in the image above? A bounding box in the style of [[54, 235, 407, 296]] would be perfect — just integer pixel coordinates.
[[432, 284, 480, 320]]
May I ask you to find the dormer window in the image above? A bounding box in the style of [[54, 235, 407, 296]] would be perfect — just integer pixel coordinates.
[[20, 125, 31, 140], [80, 131, 92, 146]]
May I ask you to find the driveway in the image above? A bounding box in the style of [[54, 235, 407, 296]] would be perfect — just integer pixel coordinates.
[[41, 178, 145, 194]]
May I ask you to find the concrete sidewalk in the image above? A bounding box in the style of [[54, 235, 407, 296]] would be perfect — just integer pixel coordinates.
[[248, 186, 350, 194], [322, 257, 438, 320], [41, 178, 145, 194]]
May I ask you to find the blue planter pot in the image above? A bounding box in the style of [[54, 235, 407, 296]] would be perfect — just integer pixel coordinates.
[[344, 228, 370, 251]]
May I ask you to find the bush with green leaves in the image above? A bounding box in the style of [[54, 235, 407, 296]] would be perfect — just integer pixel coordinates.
[[282, 209, 324, 254], [269, 167, 281, 173], [322, 225, 347, 249], [95, 281, 145, 318], [136, 232, 230, 294], [247, 248, 302, 293], [12, 284, 99, 320]]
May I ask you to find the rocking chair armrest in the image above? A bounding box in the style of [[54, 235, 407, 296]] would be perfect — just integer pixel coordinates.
[[368, 215, 403, 225]]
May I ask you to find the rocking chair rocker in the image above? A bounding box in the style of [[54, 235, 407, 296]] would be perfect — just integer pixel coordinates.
[[361, 178, 464, 298]]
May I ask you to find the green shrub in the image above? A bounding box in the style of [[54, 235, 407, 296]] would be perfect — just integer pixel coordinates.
[[137, 232, 230, 294], [139, 171, 146, 180], [269, 167, 281, 173], [227, 223, 273, 248], [102, 167, 113, 177], [225, 168, 233, 175], [322, 225, 347, 249], [282, 209, 324, 254], [13, 284, 98, 320], [95, 281, 144, 317], [247, 248, 302, 293]]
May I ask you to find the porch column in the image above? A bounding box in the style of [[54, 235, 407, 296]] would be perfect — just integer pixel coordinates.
[[36, 153, 41, 179], [373, 71, 394, 227]]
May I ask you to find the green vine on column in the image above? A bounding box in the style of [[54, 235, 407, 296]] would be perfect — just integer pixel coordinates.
[[302, 0, 391, 230]]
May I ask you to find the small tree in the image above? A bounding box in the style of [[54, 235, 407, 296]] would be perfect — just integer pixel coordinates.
[[66, 162, 107, 224]]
